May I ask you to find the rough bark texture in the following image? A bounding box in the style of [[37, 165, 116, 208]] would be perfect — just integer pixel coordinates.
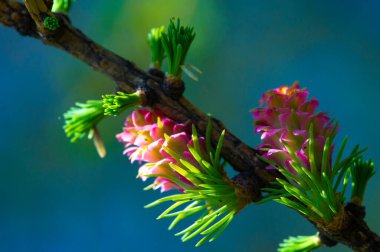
[[317, 203, 380, 251], [1, 1, 379, 251]]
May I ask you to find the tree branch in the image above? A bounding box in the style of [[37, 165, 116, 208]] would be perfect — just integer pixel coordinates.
[[1, 0, 278, 191], [1, 1, 379, 251]]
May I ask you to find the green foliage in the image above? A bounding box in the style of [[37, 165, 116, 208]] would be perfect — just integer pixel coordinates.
[[260, 123, 366, 223], [147, 26, 166, 69], [63, 92, 141, 143], [52, 0, 74, 13], [43, 16, 59, 31], [145, 125, 244, 246], [102, 91, 141, 116], [350, 158, 375, 205], [161, 18, 196, 77], [63, 100, 105, 143], [278, 234, 322, 252]]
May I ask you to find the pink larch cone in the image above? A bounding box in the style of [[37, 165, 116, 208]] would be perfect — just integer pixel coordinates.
[[117, 109, 207, 192], [252, 82, 335, 172]]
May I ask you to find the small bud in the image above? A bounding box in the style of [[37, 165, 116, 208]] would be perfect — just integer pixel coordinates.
[[43, 16, 59, 31]]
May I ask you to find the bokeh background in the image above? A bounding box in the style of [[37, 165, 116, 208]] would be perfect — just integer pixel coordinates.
[[1, 1, 380, 251]]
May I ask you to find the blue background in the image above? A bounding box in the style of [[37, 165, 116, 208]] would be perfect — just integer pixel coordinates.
[[1, 1, 380, 251]]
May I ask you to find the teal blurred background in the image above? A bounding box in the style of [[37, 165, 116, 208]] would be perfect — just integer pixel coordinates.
[[1, 1, 380, 251]]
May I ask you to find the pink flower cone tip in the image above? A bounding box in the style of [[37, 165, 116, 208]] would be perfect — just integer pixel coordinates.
[[252, 82, 336, 172], [117, 109, 207, 192]]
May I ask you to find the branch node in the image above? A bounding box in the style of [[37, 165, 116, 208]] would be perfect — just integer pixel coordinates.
[[161, 76, 185, 100], [137, 80, 156, 106], [232, 171, 262, 203]]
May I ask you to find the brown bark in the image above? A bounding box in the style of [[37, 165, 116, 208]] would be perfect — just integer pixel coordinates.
[[317, 203, 380, 251]]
